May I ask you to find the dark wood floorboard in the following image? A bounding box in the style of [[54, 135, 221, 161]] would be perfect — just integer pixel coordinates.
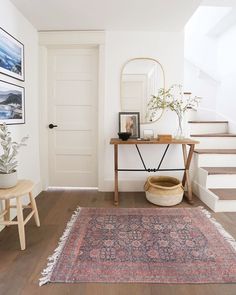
[[0, 189, 236, 295]]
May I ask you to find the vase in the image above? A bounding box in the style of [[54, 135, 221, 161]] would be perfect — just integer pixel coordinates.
[[175, 112, 186, 139], [0, 171, 17, 188]]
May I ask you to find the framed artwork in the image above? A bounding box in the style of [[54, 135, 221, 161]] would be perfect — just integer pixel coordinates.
[[0, 27, 25, 81], [119, 112, 140, 138], [0, 80, 25, 124]]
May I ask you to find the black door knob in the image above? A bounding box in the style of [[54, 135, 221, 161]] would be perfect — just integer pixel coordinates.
[[49, 124, 58, 129]]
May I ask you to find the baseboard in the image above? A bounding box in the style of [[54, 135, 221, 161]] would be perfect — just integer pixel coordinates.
[[99, 179, 145, 192], [33, 181, 43, 198], [192, 180, 218, 211]]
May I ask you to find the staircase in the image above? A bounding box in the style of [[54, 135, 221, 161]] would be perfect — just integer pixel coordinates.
[[189, 120, 236, 212]]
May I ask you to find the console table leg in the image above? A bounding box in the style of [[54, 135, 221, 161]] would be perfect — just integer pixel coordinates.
[[182, 144, 195, 204], [114, 144, 119, 206]]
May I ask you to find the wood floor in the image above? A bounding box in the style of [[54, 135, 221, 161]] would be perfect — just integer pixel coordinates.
[[1, 189, 236, 295]]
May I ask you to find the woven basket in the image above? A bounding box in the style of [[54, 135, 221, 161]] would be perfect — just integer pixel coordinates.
[[144, 176, 184, 206]]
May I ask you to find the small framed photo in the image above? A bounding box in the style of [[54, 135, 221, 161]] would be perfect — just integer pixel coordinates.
[[119, 112, 140, 138], [0, 27, 25, 81], [0, 80, 25, 124], [143, 129, 154, 140]]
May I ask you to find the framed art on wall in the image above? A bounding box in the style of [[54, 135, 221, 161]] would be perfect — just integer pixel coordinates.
[[119, 112, 140, 138], [0, 80, 25, 124], [0, 27, 25, 81]]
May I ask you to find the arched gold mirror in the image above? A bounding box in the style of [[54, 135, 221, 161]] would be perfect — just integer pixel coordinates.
[[120, 58, 165, 124]]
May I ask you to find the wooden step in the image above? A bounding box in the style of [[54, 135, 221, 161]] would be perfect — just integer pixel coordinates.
[[188, 121, 228, 124], [202, 167, 236, 175], [191, 133, 236, 137], [210, 189, 236, 200], [194, 149, 236, 154]]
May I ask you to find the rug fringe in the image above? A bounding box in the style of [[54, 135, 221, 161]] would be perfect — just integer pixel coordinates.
[[200, 207, 236, 252], [39, 207, 81, 286]]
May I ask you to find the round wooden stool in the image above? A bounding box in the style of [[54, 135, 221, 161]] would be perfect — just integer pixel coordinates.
[[0, 180, 40, 250]]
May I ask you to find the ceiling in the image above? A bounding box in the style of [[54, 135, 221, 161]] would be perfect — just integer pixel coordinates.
[[10, 0, 201, 31], [202, 0, 236, 6]]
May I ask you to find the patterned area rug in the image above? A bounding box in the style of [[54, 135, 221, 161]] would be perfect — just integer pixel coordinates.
[[39, 207, 236, 285]]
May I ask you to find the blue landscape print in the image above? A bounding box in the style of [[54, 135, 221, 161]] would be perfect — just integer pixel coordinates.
[[0, 28, 23, 79], [0, 81, 24, 124]]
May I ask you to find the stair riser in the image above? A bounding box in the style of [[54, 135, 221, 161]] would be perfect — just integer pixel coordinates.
[[193, 181, 236, 212], [193, 137, 236, 149], [196, 154, 236, 167], [207, 174, 236, 188], [215, 201, 236, 212], [189, 123, 228, 135]]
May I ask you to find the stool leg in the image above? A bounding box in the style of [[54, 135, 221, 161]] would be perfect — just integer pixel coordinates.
[[29, 192, 40, 227], [4, 199, 10, 225], [16, 197, 26, 251]]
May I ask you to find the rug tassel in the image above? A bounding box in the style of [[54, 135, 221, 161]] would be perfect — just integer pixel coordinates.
[[39, 207, 81, 286], [200, 207, 236, 252]]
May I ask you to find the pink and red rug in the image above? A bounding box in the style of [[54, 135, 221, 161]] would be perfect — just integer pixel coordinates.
[[40, 207, 236, 285]]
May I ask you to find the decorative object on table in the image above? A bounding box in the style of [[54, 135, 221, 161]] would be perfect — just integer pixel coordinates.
[[0, 123, 28, 188], [40, 207, 236, 285], [147, 84, 201, 139], [157, 134, 172, 141], [0, 27, 24, 81], [143, 129, 154, 140], [144, 176, 184, 206], [119, 112, 140, 138], [118, 132, 131, 141], [120, 57, 165, 124], [0, 80, 25, 124]]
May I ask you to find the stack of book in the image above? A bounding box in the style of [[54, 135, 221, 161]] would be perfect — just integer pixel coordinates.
[[157, 134, 172, 141]]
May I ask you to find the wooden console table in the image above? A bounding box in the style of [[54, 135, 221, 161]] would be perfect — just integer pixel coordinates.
[[110, 138, 199, 205]]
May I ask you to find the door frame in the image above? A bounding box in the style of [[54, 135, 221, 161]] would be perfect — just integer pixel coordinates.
[[39, 31, 105, 190]]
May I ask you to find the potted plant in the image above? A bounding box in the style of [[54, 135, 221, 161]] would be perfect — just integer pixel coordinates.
[[0, 123, 28, 188], [147, 84, 201, 138]]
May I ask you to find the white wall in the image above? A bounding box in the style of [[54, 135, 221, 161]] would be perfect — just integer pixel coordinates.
[[184, 6, 229, 111], [217, 24, 236, 132], [0, 1, 41, 199], [184, 6, 227, 75], [184, 60, 219, 110], [102, 31, 186, 191]]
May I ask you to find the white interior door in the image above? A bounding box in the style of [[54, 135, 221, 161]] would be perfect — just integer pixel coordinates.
[[48, 48, 98, 187]]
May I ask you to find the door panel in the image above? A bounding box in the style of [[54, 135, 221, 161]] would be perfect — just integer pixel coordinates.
[[54, 53, 92, 73], [55, 130, 93, 149], [48, 48, 98, 187], [55, 80, 93, 105]]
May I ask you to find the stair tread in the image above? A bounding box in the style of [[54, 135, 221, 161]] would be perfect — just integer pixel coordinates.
[[210, 189, 236, 200], [191, 133, 236, 137], [202, 167, 236, 175], [188, 120, 228, 123], [194, 149, 236, 154]]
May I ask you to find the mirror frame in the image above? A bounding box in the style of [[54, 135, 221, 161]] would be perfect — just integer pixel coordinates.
[[120, 57, 166, 124]]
